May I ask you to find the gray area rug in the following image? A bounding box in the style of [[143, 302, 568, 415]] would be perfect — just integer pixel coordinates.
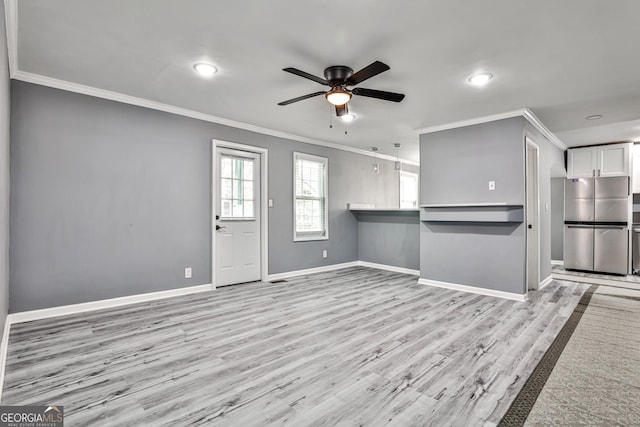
[[500, 283, 640, 426]]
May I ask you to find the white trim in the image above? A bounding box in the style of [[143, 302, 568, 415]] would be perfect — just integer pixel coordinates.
[[0, 317, 11, 402], [212, 140, 269, 286], [539, 275, 553, 290], [266, 261, 359, 282], [525, 137, 541, 292], [7, 284, 212, 325], [3, 0, 18, 77], [415, 108, 567, 151], [10, 70, 419, 166], [418, 278, 527, 301], [551, 272, 640, 289], [522, 109, 567, 151], [293, 151, 329, 242], [551, 259, 564, 266], [358, 261, 419, 276], [420, 202, 516, 208]]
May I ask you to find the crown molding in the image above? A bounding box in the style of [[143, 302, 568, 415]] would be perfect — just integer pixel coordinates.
[[415, 108, 567, 151], [521, 108, 567, 150], [11, 70, 419, 166]]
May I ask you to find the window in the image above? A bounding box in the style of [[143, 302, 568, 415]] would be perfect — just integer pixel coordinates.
[[294, 152, 328, 241], [220, 154, 255, 219], [400, 171, 419, 209]]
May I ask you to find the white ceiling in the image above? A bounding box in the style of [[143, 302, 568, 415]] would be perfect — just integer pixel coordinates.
[[8, 0, 640, 162]]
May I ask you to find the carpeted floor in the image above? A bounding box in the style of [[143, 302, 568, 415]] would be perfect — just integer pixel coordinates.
[[501, 282, 640, 426]]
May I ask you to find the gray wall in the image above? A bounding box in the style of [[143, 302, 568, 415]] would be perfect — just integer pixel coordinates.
[[0, 1, 10, 331], [357, 213, 419, 270], [550, 178, 565, 261], [524, 124, 566, 280], [419, 117, 527, 294], [10, 81, 408, 312]]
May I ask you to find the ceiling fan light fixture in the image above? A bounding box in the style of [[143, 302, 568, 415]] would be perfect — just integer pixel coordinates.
[[193, 63, 217, 77], [325, 88, 352, 106], [468, 73, 493, 86], [341, 113, 356, 122]]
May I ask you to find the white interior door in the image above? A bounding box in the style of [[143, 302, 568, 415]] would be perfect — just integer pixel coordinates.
[[526, 140, 540, 291], [216, 148, 261, 286]]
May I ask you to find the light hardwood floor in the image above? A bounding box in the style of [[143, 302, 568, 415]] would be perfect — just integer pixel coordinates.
[[1, 267, 588, 426]]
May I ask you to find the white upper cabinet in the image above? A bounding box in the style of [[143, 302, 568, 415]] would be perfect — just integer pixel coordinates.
[[567, 143, 631, 179], [567, 147, 598, 178]]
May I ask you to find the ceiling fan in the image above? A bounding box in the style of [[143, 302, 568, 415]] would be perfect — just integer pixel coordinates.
[[277, 61, 405, 117]]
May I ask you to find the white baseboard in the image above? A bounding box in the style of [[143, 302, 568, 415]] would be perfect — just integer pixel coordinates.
[[418, 278, 527, 301], [266, 261, 359, 282], [357, 261, 419, 276], [551, 260, 564, 266], [539, 275, 553, 290], [7, 283, 213, 325], [267, 260, 421, 282]]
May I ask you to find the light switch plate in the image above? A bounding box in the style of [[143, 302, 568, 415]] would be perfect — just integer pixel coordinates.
[[268, 199, 274, 208], [489, 181, 496, 191]]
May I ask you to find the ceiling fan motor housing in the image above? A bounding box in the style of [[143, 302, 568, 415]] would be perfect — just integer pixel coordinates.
[[324, 66, 353, 86]]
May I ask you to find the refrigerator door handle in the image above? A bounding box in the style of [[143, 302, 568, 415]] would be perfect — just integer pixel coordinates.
[[567, 225, 594, 229]]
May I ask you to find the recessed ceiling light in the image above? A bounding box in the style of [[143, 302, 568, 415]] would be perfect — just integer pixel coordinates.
[[193, 63, 217, 77], [468, 73, 493, 86], [341, 113, 356, 122], [585, 114, 603, 120]]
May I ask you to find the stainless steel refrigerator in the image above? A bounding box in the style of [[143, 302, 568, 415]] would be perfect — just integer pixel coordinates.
[[564, 176, 630, 275]]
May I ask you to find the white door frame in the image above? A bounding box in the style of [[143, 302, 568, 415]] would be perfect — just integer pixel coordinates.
[[525, 137, 540, 292], [211, 139, 269, 288]]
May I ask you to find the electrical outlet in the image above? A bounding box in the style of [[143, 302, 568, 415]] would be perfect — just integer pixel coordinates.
[[184, 267, 192, 279], [268, 199, 274, 208], [489, 181, 496, 191], [322, 250, 328, 258]]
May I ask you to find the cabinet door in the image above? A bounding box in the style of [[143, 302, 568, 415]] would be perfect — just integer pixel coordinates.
[[598, 143, 630, 177], [567, 147, 596, 178]]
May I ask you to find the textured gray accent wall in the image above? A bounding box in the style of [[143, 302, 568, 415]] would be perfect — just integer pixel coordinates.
[[550, 178, 565, 261], [357, 213, 419, 270], [419, 117, 527, 294], [10, 81, 409, 312], [0, 0, 10, 331]]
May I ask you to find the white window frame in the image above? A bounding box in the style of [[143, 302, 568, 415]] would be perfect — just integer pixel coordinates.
[[399, 171, 419, 209], [293, 152, 329, 242]]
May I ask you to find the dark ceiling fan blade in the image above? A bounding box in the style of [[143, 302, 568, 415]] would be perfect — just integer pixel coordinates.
[[283, 68, 328, 85], [335, 103, 348, 116], [346, 61, 390, 86], [352, 87, 405, 102], [278, 91, 326, 106]]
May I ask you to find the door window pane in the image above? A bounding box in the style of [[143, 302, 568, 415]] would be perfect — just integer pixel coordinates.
[[220, 154, 256, 219]]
